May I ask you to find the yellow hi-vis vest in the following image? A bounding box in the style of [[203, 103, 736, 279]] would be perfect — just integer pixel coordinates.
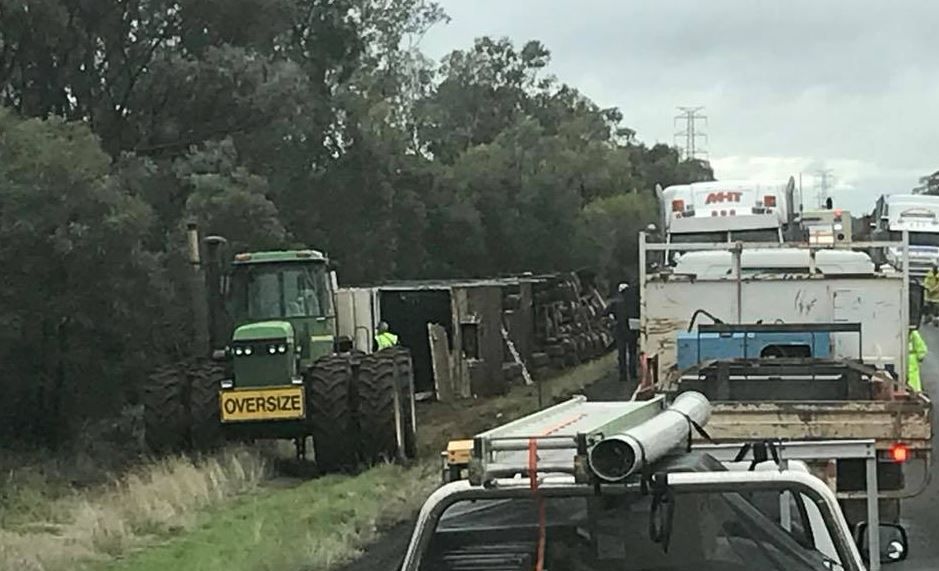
[[375, 332, 399, 350], [909, 329, 928, 392]]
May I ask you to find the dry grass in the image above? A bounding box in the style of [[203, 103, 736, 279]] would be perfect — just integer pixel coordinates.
[[0, 447, 268, 571]]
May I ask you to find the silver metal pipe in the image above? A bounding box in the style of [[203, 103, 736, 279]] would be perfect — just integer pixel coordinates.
[[588, 391, 711, 482]]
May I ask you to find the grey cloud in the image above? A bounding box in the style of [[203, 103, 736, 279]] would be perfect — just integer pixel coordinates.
[[421, 0, 939, 205]]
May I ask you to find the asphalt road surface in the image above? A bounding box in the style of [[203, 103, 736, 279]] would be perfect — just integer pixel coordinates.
[[894, 325, 939, 570]]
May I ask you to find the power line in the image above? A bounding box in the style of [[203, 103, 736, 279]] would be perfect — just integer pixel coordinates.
[[674, 106, 708, 161], [814, 169, 835, 208]]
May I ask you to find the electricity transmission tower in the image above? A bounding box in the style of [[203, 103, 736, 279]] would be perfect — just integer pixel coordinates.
[[814, 169, 835, 208], [674, 106, 708, 161]]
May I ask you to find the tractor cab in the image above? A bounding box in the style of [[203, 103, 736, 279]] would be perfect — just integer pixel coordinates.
[[226, 250, 338, 387]]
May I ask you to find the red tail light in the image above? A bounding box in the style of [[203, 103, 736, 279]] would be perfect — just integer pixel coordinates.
[[763, 195, 777, 207], [671, 199, 685, 212], [889, 442, 910, 463]]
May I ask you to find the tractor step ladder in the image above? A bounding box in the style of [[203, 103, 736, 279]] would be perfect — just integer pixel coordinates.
[[469, 395, 667, 484]]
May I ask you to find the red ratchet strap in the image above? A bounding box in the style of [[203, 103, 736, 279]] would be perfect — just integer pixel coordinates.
[[528, 437, 546, 571]]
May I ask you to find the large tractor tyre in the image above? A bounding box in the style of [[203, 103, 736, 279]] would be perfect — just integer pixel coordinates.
[[308, 357, 358, 472], [188, 361, 226, 451], [356, 351, 399, 464], [392, 348, 419, 459], [143, 364, 189, 453]]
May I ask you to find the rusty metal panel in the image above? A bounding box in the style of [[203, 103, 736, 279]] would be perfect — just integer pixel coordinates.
[[642, 275, 905, 381], [428, 323, 454, 402], [697, 399, 932, 449], [453, 284, 506, 398]]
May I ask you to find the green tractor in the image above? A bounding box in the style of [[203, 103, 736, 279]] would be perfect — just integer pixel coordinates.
[[143, 224, 417, 472]]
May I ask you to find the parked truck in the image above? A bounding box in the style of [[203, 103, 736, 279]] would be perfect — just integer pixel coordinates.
[[655, 178, 799, 259], [142, 224, 417, 472], [871, 193, 939, 277], [637, 233, 932, 527], [407, 392, 906, 570]]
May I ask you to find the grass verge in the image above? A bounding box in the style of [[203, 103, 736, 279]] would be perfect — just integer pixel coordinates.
[[418, 352, 617, 455], [104, 462, 437, 571], [0, 448, 267, 571], [1, 353, 615, 571]]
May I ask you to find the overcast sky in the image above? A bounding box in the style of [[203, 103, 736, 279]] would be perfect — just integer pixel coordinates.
[[420, 0, 939, 213]]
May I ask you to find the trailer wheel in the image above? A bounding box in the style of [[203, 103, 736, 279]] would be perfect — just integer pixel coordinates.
[[143, 364, 188, 453], [356, 351, 399, 463], [189, 361, 226, 451], [309, 357, 357, 472]]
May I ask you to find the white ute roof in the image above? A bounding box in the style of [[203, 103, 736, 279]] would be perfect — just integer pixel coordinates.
[[672, 249, 875, 278]]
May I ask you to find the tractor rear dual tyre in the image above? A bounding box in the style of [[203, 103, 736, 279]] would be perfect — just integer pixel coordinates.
[[309, 357, 358, 472], [143, 360, 226, 454], [189, 361, 226, 451], [356, 352, 399, 463]]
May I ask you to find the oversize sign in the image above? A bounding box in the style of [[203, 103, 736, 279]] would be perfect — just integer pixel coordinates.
[[705, 191, 743, 204], [220, 386, 305, 422]]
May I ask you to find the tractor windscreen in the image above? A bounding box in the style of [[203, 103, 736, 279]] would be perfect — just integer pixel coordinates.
[[232, 263, 333, 321]]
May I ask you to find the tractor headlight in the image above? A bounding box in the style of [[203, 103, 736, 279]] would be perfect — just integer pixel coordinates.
[[268, 345, 277, 354], [244, 346, 253, 356], [234, 347, 244, 356], [277, 344, 287, 354]]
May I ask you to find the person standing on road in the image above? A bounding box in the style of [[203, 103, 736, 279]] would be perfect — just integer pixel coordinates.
[[908, 328, 928, 392], [374, 321, 399, 351], [925, 265, 939, 323], [605, 283, 637, 389]]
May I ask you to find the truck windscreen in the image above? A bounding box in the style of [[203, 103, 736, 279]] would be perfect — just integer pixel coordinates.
[[890, 231, 939, 247]]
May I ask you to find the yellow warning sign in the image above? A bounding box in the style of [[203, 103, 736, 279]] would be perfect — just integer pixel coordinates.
[[220, 386, 305, 422]]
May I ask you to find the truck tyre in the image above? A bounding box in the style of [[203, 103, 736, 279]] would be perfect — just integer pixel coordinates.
[[143, 364, 188, 453], [188, 361, 225, 451], [309, 357, 357, 472], [356, 351, 399, 463]]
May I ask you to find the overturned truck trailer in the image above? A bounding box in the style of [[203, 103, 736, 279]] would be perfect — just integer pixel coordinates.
[[638, 234, 932, 526], [336, 273, 613, 402]]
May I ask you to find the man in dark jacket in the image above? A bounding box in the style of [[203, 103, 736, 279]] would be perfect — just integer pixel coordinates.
[[606, 283, 638, 389]]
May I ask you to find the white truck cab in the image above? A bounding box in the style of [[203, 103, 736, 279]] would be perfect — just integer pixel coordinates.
[[872, 194, 939, 277], [657, 178, 797, 248]]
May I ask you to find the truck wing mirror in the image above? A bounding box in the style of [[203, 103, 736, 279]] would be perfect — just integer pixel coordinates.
[[855, 522, 909, 564]]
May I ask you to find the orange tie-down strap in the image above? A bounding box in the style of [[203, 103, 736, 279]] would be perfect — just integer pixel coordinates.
[[526, 412, 585, 571], [528, 437, 546, 571]]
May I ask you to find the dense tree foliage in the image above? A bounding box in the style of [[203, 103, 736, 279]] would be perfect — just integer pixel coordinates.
[[0, 0, 712, 444]]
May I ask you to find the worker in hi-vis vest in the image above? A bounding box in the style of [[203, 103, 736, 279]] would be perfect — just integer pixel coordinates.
[[909, 328, 928, 392], [374, 321, 399, 351]]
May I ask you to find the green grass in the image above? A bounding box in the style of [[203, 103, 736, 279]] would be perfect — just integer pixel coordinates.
[[104, 463, 437, 571]]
